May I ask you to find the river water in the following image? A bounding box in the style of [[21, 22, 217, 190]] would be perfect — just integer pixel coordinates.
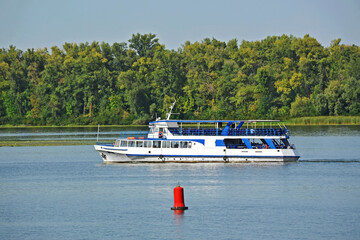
[[0, 126, 359, 239]]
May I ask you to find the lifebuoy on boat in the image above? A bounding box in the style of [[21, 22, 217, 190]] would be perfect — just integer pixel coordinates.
[[159, 131, 163, 138]]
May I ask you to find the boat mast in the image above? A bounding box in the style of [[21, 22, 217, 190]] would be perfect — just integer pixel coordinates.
[[166, 100, 177, 120]]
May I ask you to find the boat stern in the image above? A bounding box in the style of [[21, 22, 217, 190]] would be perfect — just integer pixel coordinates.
[[280, 148, 300, 162]]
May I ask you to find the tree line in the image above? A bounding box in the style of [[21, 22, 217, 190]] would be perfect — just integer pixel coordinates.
[[0, 33, 359, 125]]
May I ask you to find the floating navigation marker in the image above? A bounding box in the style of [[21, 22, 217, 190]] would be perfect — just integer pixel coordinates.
[[171, 184, 188, 213]]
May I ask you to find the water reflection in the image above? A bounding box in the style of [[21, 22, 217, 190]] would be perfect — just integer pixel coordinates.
[[173, 210, 185, 237], [173, 210, 185, 215]]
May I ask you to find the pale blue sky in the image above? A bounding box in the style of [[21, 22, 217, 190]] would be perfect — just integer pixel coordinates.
[[1, 0, 359, 50]]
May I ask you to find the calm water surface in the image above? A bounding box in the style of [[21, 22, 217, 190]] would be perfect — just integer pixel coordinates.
[[0, 126, 360, 239]]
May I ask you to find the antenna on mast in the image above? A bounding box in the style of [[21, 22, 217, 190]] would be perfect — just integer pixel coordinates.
[[166, 100, 177, 120]]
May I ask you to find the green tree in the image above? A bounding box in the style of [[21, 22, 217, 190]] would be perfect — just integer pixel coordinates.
[[128, 33, 160, 58], [0, 34, 359, 125]]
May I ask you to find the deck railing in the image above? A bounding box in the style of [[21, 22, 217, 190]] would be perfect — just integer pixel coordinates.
[[168, 128, 287, 136]]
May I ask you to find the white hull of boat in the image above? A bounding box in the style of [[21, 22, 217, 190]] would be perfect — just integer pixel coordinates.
[[94, 145, 299, 163]]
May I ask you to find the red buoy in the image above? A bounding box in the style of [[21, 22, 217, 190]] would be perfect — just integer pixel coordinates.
[[171, 185, 188, 211]]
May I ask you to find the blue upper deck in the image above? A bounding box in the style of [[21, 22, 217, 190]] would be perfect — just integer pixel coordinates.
[[148, 119, 288, 137]]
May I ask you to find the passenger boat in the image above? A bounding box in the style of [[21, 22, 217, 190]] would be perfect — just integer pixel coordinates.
[[94, 119, 300, 163]]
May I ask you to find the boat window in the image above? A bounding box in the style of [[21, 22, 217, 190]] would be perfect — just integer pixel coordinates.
[[144, 141, 151, 148], [136, 141, 144, 147], [281, 139, 290, 148], [188, 142, 192, 148], [171, 141, 179, 148], [149, 128, 154, 134], [128, 141, 135, 147], [180, 141, 188, 148], [120, 140, 127, 147], [115, 140, 120, 147], [158, 127, 166, 134], [153, 141, 161, 148], [272, 139, 281, 148], [250, 139, 267, 149], [224, 139, 246, 149], [163, 141, 171, 148]]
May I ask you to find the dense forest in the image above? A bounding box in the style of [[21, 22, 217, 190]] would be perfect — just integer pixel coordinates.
[[0, 33, 359, 125]]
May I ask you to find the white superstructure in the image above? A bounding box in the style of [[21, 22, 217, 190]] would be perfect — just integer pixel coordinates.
[[94, 120, 300, 163]]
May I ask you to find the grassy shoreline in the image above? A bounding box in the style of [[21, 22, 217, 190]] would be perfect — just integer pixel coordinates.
[[0, 124, 145, 128], [1, 116, 360, 128], [284, 116, 360, 126]]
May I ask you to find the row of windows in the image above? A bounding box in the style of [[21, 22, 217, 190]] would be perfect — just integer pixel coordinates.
[[115, 140, 192, 149]]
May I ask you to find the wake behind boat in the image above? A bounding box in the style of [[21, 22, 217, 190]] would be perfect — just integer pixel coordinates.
[[94, 119, 300, 163]]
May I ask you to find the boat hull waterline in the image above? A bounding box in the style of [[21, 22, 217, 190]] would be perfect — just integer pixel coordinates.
[[96, 150, 299, 163]]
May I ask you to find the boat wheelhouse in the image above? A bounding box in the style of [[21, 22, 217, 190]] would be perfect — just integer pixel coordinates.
[[94, 119, 300, 163]]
